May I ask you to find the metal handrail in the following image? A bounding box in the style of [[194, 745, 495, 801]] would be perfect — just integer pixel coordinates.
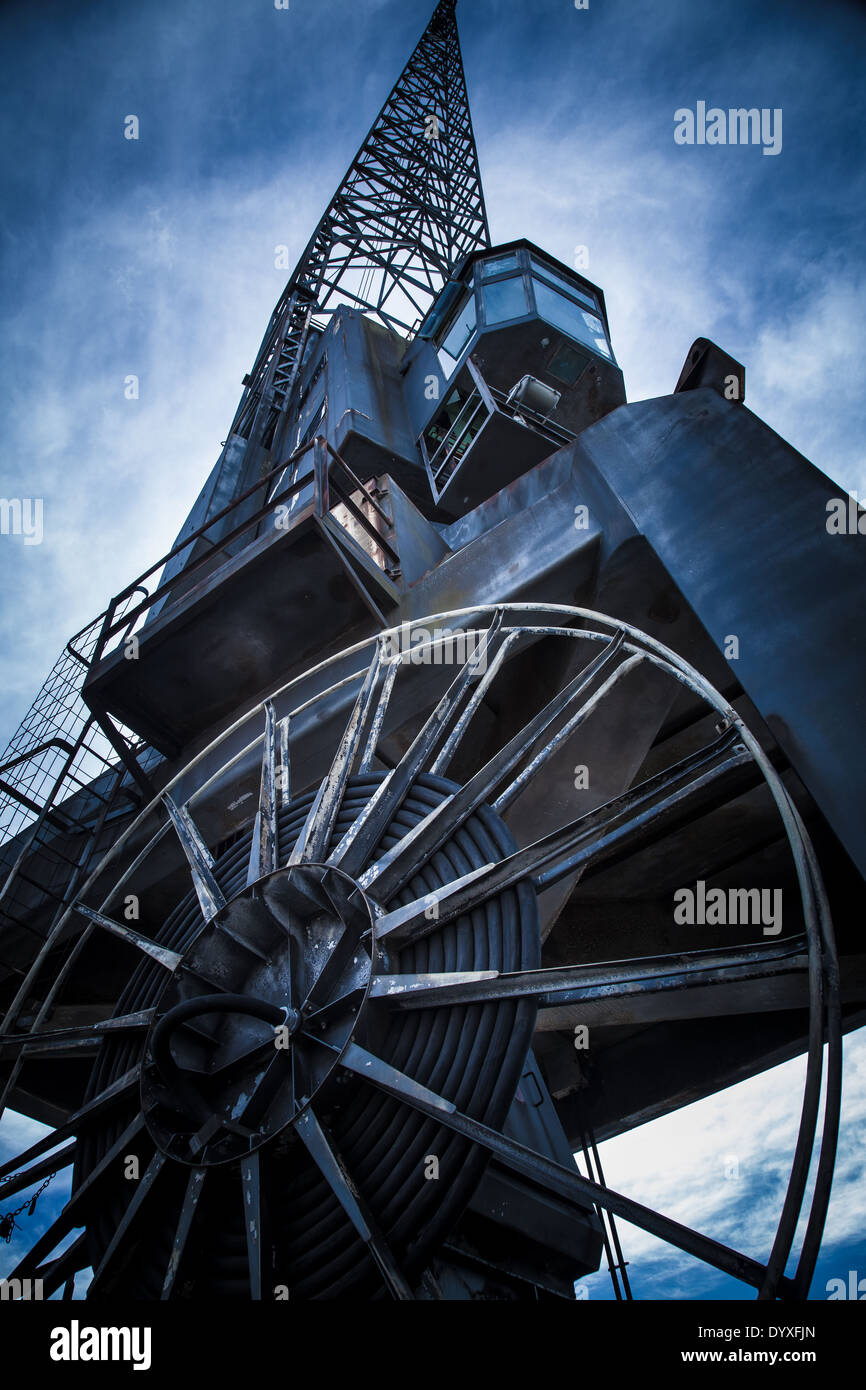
[[91, 439, 397, 666], [488, 383, 575, 445], [427, 378, 576, 490], [0, 740, 75, 776], [429, 394, 488, 479]]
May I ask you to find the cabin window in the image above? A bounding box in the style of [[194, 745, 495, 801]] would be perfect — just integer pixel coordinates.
[[481, 252, 520, 279], [483, 275, 528, 325], [531, 258, 598, 313], [532, 280, 612, 360], [436, 286, 477, 375]]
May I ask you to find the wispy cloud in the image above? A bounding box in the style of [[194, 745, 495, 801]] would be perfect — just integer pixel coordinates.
[[1, 0, 863, 744], [579, 1027, 866, 1300]]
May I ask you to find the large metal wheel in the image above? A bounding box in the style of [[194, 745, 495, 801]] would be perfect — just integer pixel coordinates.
[[0, 605, 840, 1300]]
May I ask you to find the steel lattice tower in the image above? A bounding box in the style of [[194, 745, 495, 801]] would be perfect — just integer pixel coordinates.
[[233, 0, 490, 452]]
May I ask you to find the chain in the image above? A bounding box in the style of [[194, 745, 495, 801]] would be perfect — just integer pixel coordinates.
[[0, 1171, 56, 1242]]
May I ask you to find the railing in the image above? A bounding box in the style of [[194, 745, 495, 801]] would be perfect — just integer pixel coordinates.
[[488, 383, 574, 449], [427, 391, 488, 485], [0, 609, 148, 852], [0, 440, 398, 966], [0, 608, 155, 949], [91, 438, 400, 666], [424, 360, 577, 499]]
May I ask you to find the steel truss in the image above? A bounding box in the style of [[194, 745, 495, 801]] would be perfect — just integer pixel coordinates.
[[232, 0, 490, 451]]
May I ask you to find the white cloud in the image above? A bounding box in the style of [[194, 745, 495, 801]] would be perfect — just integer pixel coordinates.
[[749, 275, 866, 496], [578, 1026, 866, 1299], [0, 168, 325, 740]]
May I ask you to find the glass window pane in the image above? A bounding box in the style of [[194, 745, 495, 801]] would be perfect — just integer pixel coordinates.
[[482, 252, 520, 279], [533, 280, 611, 358], [484, 276, 528, 324], [531, 259, 597, 311], [437, 346, 459, 377], [576, 308, 612, 359], [439, 289, 477, 364], [574, 308, 610, 358]]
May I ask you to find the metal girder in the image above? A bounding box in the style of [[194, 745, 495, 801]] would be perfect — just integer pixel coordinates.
[[368, 938, 811, 1012], [232, 0, 489, 446]]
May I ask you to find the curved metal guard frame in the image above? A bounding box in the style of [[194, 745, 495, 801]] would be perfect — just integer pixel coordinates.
[[0, 604, 841, 1302]]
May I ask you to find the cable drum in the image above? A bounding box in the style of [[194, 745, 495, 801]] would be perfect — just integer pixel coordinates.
[[2, 603, 838, 1303], [75, 772, 539, 1299]]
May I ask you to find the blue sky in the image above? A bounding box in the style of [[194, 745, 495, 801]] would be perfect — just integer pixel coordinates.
[[0, 0, 864, 1300], [578, 1031, 866, 1301], [0, 0, 864, 746]]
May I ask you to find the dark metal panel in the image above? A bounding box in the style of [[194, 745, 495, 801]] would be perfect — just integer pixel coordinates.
[[570, 387, 866, 878]]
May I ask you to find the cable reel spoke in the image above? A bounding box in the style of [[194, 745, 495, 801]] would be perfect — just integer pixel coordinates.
[[0, 1009, 155, 1057], [490, 649, 643, 816], [249, 699, 279, 884], [289, 641, 386, 865], [339, 1043, 792, 1296], [88, 1152, 167, 1297], [428, 628, 526, 778], [33, 1233, 90, 1301], [161, 1166, 207, 1300], [368, 939, 810, 1013], [240, 1152, 270, 1300], [363, 630, 628, 899], [295, 1108, 414, 1299], [373, 729, 751, 948], [329, 608, 505, 877], [73, 905, 183, 972], [2, 1159, 74, 1236], [163, 793, 226, 921], [0, 1072, 141, 1185], [358, 655, 400, 774]]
